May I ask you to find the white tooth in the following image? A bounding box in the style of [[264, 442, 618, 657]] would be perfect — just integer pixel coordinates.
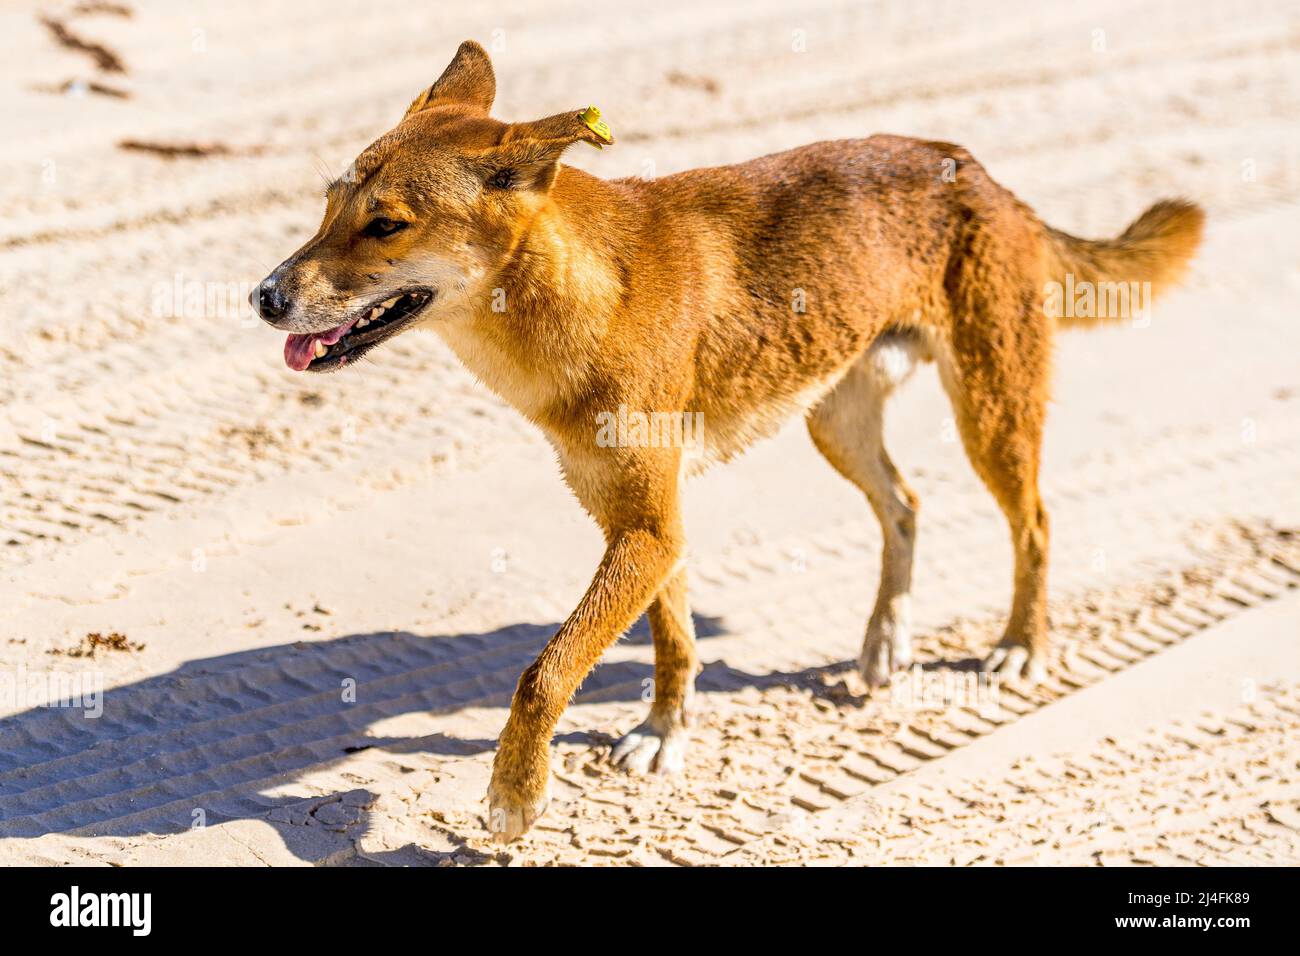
[[313, 341, 327, 358], [370, 307, 382, 320], [356, 316, 369, 327], [382, 297, 399, 308]]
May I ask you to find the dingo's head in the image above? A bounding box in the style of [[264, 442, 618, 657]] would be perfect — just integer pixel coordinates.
[[253, 40, 612, 372]]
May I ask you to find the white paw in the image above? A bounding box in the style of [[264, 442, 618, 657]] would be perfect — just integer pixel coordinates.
[[610, 720, 688, 775], [981, 642, 1047, 685], [859, 623, 913, 688], [485, 780, 550, 844]]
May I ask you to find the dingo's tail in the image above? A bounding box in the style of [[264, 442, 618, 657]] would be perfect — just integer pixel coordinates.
[[1045, 199, 1205, 329]]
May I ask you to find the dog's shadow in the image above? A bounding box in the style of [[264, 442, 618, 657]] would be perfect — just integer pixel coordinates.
[[0, 612, 737, 864]]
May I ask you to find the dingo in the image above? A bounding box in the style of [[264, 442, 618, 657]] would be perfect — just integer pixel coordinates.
[[253, 41, 1203, 841]]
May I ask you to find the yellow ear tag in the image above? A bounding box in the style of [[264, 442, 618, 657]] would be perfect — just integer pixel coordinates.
[[578, 106, 613, 148]]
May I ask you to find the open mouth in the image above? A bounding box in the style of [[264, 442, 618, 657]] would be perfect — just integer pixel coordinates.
[[284, 287, 435, 372]]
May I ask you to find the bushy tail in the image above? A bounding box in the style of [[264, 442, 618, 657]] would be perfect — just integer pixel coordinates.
[[1045, 199, 1205, 329]]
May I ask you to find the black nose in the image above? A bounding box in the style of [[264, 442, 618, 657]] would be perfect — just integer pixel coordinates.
[[254, 282, 290, 322]]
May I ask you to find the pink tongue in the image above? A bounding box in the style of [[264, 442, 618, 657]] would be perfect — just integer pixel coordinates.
[[282, 318, 356, 371], [283, 334, 317, 371]]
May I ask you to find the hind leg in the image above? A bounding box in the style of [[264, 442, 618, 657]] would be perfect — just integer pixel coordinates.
[[807, 342, 920, 687], [939, 279, 1053, 681]]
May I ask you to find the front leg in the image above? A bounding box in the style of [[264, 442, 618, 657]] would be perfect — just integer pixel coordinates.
[[611, 566, 699, 774], [488, 524, 683, 842]]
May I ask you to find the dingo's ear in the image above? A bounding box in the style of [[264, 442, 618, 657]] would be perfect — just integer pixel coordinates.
[[470, 109, 614, 192], [504, 110, 615, 151], [405, 40, 495, 117]]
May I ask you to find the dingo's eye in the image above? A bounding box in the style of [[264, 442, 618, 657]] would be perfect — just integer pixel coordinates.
[[362, 217, 407, 239], [487, 169, 515, 190]]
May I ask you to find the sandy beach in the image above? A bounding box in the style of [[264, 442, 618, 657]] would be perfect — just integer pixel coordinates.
[[1, 0, 1298, 865]]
